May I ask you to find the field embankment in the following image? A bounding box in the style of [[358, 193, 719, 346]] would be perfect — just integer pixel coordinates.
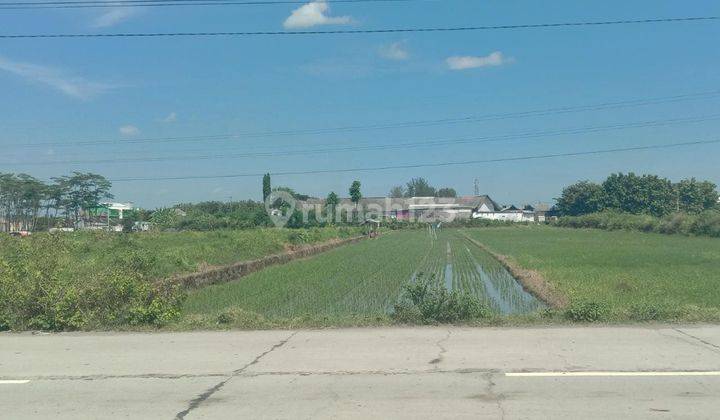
[[165, 235, 366, 289], [465, 226, 720, 322], [0, 227, 361, 331], [460, 233, 568, 309]]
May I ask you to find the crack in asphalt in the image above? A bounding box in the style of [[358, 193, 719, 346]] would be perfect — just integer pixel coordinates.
[[0, 373, 229, 381], [483, 372, 506, 420], [173, 331, 298, 420], [429, 329, 451, 366], [242, 367, 503, 377], [672, 328, 720, 354], [0, 368, 510, 382]]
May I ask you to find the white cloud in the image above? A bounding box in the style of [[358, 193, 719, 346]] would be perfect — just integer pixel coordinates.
[[446, 51, 513, 70], [119, 125, 140, 136], [161, 112, 177, 123], [92, 7, 138, 28], [0, 55, 113, 100], [283, 0, 351, 29], [378, 41, 410, 61]]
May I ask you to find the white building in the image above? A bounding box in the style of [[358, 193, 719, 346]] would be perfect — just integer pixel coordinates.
[[473, 204, 546, 223]]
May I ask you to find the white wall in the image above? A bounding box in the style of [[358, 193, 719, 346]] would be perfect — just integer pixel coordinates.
[[473, 211, 537, 223]]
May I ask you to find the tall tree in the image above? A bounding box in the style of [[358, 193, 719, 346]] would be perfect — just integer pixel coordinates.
[[602, 173, 675, 217], [556, 181, 605, 216], [0, 173, 48, 231], [436, 187, 457, 198], [262, 173, 271, 202], [43, 181, 67, 225], [16, 174, 45, 231], [56, 172, 114, 225], [349, 181, 362, 214], [388, 185, 405, 198], [405, 177, 436, 197], [675, 178, 719, 213], [325, 191, 339, 222]]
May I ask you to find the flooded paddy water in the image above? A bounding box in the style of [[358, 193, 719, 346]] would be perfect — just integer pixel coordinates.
[[410, 229, 545, 315]]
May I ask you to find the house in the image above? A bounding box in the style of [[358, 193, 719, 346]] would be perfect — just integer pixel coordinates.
[[0, 218, 24, 233], [83, 202, 138, 231], [90, 202, 136, 220], [472, 202, 553, 223], [300, 195, 501, 222], [526, 203, 554, 222], [299, 195, 553, 224], [474, 204, 527, 222]]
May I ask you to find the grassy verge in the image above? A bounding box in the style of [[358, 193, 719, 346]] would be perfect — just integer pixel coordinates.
[[0, 226, 362, 331], [464, 225, 720, 322], [62, 226, 362, 280]]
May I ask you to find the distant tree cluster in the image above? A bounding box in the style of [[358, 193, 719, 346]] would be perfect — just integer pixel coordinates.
[[389, 178, 457, 198], [0, 172, 113, 231], [152, 200, 272, 231], [556, 173, 719, 217]]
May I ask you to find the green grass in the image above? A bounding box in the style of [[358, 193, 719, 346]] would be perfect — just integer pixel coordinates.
[[9, 222, 714, 331], [180, 226, 720, 328], [180, 230, 432, 327], [45, 226, 362, 281], [178, 229, 549, 328], [464, 226, 720, 321]]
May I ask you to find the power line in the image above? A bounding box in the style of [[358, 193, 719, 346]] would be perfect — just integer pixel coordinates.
[[1, 16, 717, 39], [12, 89, 720, 149], [7, 113, 719, 166], [109, 138, 720, 181], [0, 0, 421, 10], [145, 114, 720, 158]]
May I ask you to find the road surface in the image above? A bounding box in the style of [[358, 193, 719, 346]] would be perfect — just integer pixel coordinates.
[[2, 325, 720, 419]]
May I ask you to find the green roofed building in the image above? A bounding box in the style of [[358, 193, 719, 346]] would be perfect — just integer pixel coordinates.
[[87, 202, 137, 220]]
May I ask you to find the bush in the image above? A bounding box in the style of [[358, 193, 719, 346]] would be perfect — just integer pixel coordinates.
[[392, 274, 490, 324], [214, 308, 269, 328], [554, 210, 720, 238], [628, 303, 663, 321], [690, 211, 720, 237], [0, 234, 184, 331], [564, 301, 608, 322]]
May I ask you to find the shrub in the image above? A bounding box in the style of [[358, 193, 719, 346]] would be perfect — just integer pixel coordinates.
[[0, 234, 184, 331], [392, 274, 490, 324], [554, 210, 720, 238], [214, 308, 269, 328], [690, 211, 720, 237], [564, 301, 608, 322], [628, 303, 663, 321]]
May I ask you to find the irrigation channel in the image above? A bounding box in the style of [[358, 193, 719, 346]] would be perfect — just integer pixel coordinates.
[[413, 229, 545, 315]]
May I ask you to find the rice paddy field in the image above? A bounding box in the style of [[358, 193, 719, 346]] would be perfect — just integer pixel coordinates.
[[179, 225, 720, 328], [465, 226, 720, 321], [179, 229, 546, 328]]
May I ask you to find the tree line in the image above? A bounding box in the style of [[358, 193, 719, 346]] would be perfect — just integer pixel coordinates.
[[0, 172, 113, 231], [556, 173, 719, 217], [389, 177, 457, 198]]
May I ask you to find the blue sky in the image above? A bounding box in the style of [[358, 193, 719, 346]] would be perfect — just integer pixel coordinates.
[[1, 0, 719, 207]]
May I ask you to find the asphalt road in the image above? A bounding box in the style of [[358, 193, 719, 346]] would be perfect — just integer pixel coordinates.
[[2, 325, 720, 419]]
